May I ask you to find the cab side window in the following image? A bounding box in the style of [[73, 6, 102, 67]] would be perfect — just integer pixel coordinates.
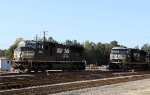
[[45, 45, 48, 50]]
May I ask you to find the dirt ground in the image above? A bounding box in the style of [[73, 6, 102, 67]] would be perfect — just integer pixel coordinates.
[[52, 76, 150, 95]]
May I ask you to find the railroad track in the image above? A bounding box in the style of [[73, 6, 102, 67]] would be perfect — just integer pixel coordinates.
[[0, 71, 150, 95]]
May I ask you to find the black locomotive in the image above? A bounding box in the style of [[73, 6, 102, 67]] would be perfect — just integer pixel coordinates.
[[12, 40, 85, 73], [109, 46, 150, 71]]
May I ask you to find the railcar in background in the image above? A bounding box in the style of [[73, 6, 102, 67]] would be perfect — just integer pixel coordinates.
[[109, 46, 150, 71]]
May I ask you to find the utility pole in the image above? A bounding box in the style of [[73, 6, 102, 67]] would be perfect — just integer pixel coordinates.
[[36, 35, 38, 42], [35, 34, 38, 63], [43, 31, 48, 42], [44, 31, 45, 42]]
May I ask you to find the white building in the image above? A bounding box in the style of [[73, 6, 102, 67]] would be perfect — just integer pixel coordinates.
[[0, 58, 11, 71]]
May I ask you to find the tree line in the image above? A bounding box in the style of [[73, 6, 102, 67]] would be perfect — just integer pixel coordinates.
[[0, 37, 150, 66]]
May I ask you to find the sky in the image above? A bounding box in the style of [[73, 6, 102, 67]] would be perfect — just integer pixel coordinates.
[[0, 0, 150, 49]]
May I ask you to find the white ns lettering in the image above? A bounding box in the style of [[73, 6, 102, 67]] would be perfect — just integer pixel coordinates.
[[64, 49, 70, 54]]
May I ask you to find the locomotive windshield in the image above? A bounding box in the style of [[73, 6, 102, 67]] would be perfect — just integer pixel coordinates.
[[15, 41, 36, 51], [111, 49, 128, 54], [26, 42, 36, 49]]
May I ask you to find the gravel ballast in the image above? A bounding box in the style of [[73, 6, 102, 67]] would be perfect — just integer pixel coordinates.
[[52, 78, 150, 95]]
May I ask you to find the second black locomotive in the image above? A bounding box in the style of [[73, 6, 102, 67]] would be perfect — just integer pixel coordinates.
[[109, 46, 150, 71]]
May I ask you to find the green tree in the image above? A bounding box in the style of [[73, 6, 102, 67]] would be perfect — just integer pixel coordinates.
[[47, 37, 57, 43], [83, 40, 122, 66], [134, 45, 140, 49], [0, 49, 6, 58], [5, 38, 23, 59], [141, 44, 150, 52], [83, 41, 97, 64], [110, 40, 118, 48], [64, 40, 81, 46], [64, 40, 73, 45]]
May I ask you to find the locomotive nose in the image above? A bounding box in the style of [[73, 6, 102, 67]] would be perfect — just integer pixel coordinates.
[[19, 51, 24, 59], [115, 55, 119, 59], [14, 50, 24, 60]]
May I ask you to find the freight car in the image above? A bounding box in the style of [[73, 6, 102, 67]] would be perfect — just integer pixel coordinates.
[[12, 40, 85, 73], [109, 46, 150, 71]]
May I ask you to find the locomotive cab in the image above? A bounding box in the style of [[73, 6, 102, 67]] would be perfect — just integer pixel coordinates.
[[109, 47, 128, 70], [109, 46, 149, 71], [14, 41, 36, 61], [13, 41, 36, 72]]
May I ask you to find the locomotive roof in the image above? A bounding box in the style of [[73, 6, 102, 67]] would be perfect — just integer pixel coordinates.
[[36, 41, 84, 48], [112, 47, 146, 52], [112, 47, 127, 50]]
